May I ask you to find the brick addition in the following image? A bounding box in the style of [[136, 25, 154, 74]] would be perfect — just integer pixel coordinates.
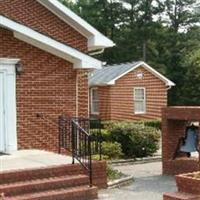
[[91, 66, 168, 121]]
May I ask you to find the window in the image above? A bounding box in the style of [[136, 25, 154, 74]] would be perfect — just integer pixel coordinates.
[[91, 88, 99, 114], [134, 87, 146, 114]]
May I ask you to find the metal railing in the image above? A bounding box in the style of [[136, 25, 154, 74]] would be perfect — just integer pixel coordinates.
[[58, 116, 102, 187], [71, 119, 92, 186]]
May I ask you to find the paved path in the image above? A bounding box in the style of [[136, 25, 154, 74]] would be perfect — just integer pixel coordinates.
[[99, 161, 176, 200]]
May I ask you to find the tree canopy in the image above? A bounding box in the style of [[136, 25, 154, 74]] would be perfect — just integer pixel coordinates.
[[60, 0, 200, 106]]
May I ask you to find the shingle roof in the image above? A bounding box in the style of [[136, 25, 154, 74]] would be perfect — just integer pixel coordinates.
[[89, 61, 175, 87], [89, 61, 140, 86]]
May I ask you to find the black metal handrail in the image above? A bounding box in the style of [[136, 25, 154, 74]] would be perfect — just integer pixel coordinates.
[[58, 116, 102, 156], [58, 116, 102, 187], [71, 119, 92, 186]]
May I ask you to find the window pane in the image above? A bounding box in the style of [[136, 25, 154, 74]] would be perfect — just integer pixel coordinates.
[[134, 100, 145, 113], [92, 89, 99, 101], [92, 101, 99, 113], [135, 89, 144, 100]]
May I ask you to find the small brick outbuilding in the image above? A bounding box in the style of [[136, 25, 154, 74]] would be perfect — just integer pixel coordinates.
[[89, 61, 175, 121]]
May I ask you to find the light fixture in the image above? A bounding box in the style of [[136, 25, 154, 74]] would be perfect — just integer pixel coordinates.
[[16, 62, 23, 75], [136, 72, 144, 79]]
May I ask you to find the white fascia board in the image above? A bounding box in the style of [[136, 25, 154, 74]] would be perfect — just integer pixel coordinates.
[[107, 62, 175, 86], [89, 82, 111, 87], [88, 34, 116, 51], [37, 0, 115, 51], [106, 63, 142, 85], [0, 15, 102, 69], [141, 62, 176, 86]]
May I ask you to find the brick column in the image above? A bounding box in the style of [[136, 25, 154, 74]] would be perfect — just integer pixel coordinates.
[[76, 69, 90, 118], [162, 107, 200, 175]]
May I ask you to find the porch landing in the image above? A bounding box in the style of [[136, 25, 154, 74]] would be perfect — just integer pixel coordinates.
[[0, 150, 73, 172]]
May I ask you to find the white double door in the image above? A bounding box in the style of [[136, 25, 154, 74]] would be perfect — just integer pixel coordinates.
[[0, 59, 18, 153]]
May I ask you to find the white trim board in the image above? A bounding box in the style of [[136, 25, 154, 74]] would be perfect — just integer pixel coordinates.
[[0, 58, 20, 65], [36, 0, 115, 51], [0, 15, 102, 69], [90, 87, 99, 115], [133, 87, 146, 114]]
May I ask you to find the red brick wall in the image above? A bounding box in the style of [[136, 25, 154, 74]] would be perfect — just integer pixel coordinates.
[[0, 28, 89, 152], [176, 173, 200, 195], [163, 172, 200, 200], [162, 107, 200, 175], [91, 66, 168, 121], [0, 0, 88, 52], [77, 70, 90, 118], [98, 86, 111, 120]]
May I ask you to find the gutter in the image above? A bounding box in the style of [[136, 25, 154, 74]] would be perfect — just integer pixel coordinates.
[[166, 85, 172, 90], [89, 48, 105, 56]]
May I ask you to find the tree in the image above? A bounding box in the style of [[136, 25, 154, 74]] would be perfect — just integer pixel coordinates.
[[165, 0, 200, 32], [172, 27, 200, 105], [121, 0, 165, 62], [61, 0, 200, 105]]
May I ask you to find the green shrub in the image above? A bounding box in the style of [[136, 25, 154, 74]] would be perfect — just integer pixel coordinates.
[[106, 122, 160, 158], [101, 141, 123, 159], [143, 119, 161, 129], [101, 129, 112, 141], [103, 119, 161, 130], [92, 154, 109, 160]]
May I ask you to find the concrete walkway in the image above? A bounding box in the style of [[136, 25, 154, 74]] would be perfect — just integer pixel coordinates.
[[0, 150, 72, 172], [99, 161, 176, 200]]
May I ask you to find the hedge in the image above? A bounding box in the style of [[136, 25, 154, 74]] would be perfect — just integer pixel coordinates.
[[102, 121, 160, 158]]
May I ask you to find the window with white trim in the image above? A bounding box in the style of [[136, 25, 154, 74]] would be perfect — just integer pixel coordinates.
[[134, 87, 146, 114], [91, 88, 99, 114]]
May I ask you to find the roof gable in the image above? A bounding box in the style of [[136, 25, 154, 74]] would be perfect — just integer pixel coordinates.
[[37, 0, 115, 51], [0, 0, 88, 52], [89, 61, 175, 86], [0, 15, 101, 69]]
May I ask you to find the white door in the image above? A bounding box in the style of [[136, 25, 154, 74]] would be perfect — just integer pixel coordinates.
[[0, 59, 19, 153], [0, 71, 5, 152]]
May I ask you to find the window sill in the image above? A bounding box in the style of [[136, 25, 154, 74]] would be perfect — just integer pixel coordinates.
[[91, 112, 100, 115], [134, 112, 146, 115]]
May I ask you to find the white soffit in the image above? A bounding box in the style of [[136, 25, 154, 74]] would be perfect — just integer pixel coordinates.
[[0, 15, 102, 69], [37, 0, 115, 51]]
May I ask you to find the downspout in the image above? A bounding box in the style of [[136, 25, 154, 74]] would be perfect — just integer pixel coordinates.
[[76, 71, 79, 118], [166, 85, 172, 90], [88, 85, 90, 119]]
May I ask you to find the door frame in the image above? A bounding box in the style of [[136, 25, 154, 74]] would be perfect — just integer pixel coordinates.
[[0, 58, 20, 153]]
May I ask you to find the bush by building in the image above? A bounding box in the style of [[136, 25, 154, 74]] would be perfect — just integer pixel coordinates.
[[102, 121, 160, 158]]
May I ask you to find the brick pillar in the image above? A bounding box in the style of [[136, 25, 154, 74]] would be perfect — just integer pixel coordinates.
[[76, 69, 90, 118], [162, 107, 200, 175]]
